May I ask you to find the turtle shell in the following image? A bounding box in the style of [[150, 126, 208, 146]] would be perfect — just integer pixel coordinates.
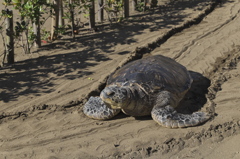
[[107, 55, 192, 96]]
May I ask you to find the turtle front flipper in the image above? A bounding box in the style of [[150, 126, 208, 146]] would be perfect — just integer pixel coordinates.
[[83, 96, 120, 120], [151, 91, 210, 128]]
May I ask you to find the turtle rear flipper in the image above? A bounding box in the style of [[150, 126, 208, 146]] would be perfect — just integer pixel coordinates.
[[83, 96, 120, 120], [151, 106, 210, 128], [151, 91, 210, 128]]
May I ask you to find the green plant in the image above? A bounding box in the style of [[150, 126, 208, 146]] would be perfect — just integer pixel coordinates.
[[14, 21, 33, 54], [104, 0, 124, 24], [63, 0, 92, 18], [135, 1, 145, 12], [4, 0, 52, 53], [41, 28, 51, 42], [56, 25, 70, 35]]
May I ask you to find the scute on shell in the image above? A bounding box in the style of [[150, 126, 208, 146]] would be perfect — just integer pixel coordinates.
[[107, 55, 192, 96]]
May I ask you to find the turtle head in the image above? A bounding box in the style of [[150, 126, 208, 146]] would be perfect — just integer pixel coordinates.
[[100, 85, 130, 109]]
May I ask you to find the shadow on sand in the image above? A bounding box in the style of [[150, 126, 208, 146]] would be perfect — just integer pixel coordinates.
[[0, 0, 215, 104]]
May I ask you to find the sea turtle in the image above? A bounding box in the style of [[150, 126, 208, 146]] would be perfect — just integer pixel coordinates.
[[83, 55, 210, 128]]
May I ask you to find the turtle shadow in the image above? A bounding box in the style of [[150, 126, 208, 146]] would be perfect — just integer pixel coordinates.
[[111, 112, 152, 121], [176, 71, 211, 114], [109, 111, 152, 121], [111, 112, 129, 120]]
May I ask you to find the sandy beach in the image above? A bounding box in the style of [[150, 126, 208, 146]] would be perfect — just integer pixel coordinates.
[[1, 0, 240, 158]]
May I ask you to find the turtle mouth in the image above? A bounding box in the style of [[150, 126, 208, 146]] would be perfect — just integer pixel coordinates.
[[108, 104, 122, 109], [100, 92, 122, 109], [101, 97, 122, 109]]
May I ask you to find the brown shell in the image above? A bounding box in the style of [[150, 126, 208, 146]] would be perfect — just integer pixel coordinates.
[[107, 55, 192, 95]]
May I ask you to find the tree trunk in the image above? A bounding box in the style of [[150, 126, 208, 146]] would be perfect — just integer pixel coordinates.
[[51, 0, 59, 40], [124, 0, 129, 18], [33, 19, 41, 48], [59, 0, 65, 26], [69, 0, 75, 39], [5, 9, 14, 64], [89, 0, 95, 29], [98, 0, 104, 22]]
